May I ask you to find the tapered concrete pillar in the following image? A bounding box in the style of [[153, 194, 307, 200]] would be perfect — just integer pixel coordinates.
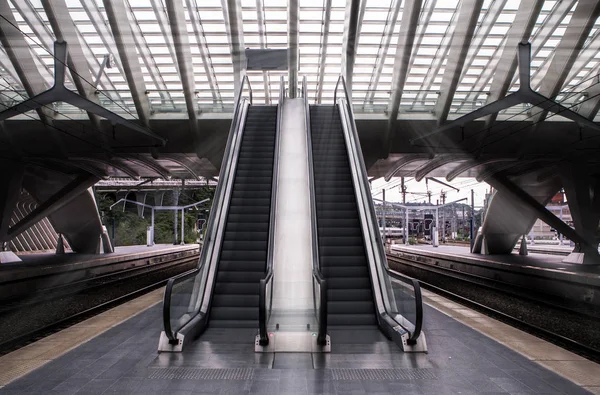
[[519, 235, 528, 256], [56, 233, 65, 254], [135, 192, 147, 218], [562, 168, 600, 265], [154, 191, 165, 207], [0, 162, 24, 244]]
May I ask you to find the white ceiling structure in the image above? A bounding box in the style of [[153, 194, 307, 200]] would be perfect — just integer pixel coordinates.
[[1, 0, 600, 182], [1, 0, 600, 121]]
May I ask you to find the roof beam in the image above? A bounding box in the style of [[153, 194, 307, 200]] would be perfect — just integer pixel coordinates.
[[288, 0, 299, 98], [446, 158, 517, 182], [185, 0, 222, 104], [530, 0, 600, 126], [256, 0, 270, 104], [42, 0, 108, 148], [6, 173, 98, 241], [412, 3, 460, 108], [578, 79, 600, 119], [103, 0, 152, 127], [384, 153, 431, 181], [124, 0, 173, 108], [509, 0, 577, 90], [225, 0, 245, 95], [384, 0, 423, 155], [0, 47, 20, 87], [364, 0, 402, 107], [0, 1, 67, 157], [315, 0, 332, 103], [458, 0, 507, 82], [341, 0, 362, 99], [414, 154, 471, 182], [165, 0, 201, 153], [471, 0, 544, 154], [80, 0, 129, 103], [435, 0, 484, 125]]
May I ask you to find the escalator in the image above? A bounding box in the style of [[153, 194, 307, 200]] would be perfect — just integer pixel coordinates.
[[160, 75, 425, 353], [159, 77, 281, 350], [305, 76, 427, 351], [210, 105, 277, 328], [310, 105, 377, 327]]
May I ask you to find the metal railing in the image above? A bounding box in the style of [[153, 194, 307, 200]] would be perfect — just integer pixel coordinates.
[[161, 75, 253, 346], [258, 75, 284, 346], [304, 75, 328, 346], [334, 75, 423, 345]]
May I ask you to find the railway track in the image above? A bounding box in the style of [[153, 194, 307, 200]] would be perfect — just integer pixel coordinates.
[[0, 252, 197, 312], [387, 253, 600, 363], [0, 255, 198, 356]]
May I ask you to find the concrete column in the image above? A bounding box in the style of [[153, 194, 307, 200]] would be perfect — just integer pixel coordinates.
[[135, 192, 147, 218], [154, 191, 165, 207], [562, 169, 600, 264], [0, 162, 24, 243]]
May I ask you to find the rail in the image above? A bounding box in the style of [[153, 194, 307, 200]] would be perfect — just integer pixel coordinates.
[[304, 75, 328, 346], [258, 76, 284, 345], [162, 75, 252, 346], [334, 75, 423, 345]]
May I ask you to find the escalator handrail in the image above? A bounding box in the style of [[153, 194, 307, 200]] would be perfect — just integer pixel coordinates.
[[334, 75, 423, 343], [384, 268, 423, 342], [162, 75, 252, 342], [303, 75, 328, 346], [258, 76, 285, 345], [163, 267, 201, 343]]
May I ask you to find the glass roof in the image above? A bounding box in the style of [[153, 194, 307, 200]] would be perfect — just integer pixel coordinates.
[[1, 0, 600, 121]]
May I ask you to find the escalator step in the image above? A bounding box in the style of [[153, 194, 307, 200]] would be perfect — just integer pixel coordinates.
[[212, 294, 259, 307], [219, 250, 267, 261], [218, 260, 266, 272], [321, 266, 369, 278], [328, 301, 373, 314], [216, 271, 265, 283], [211, 105, 276, 327], [327, 314, 377, 326], [214, 282, 260, 295], [327, 277, 371, 290], [210, 307, 258, 321], [310, 104, 376, 327]]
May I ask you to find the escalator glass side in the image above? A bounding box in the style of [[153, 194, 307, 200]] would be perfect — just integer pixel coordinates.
[[210, 105, 278, 328], [334, 77, 425, 348], [309, 105, 377, 327]]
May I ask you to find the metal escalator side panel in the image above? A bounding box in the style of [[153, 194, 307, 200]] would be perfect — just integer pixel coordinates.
[[159, 100, 250, 352], [334, 101, 399, 331], [335, 98, 426, 351], [210, 105, 278, 328], [258, 98, 283, 345], [309, 105, 376, 327]]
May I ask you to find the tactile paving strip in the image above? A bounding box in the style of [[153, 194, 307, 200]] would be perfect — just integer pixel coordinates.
[[331, 368, 437, 380], [148, 368, 254, 380]]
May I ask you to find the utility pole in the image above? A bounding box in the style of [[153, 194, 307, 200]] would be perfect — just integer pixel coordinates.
[[401, 177, 406, 204], [428, 191, 432, 204], [382, 189, 386, 245], [470, 189, 475, 251]]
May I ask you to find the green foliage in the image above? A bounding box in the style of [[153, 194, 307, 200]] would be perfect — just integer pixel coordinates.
[[408, 236, 417, 245], [95, 187, 215, 247]]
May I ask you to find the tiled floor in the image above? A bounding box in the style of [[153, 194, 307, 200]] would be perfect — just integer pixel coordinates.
[[1, 297, 593, 394]]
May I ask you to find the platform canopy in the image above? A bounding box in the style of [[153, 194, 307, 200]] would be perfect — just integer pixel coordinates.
[[0, 0, 599, 121]]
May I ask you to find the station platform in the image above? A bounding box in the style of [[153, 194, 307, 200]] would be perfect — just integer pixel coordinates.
[[0, 244, 198, 288], [0, 244, 200, 305], [1, 285, 598, 394], [391, 244, 600, 277]]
